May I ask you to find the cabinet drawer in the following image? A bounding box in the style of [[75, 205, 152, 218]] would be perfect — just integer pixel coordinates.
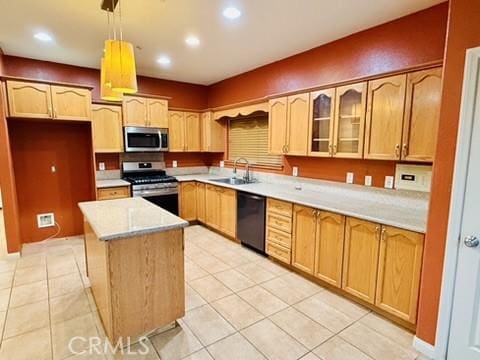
[[267, 198, 293, 218], [267, 213, 292, 233], [266, 241, 291, 264], [97, 186, 130, 200], [266, 227, 292, 249]]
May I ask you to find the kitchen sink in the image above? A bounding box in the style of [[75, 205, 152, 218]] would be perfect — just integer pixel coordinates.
[[211, 177, 248, 185]]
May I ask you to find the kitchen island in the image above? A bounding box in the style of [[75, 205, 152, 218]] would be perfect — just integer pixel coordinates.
[[78, 197, 188, 344]]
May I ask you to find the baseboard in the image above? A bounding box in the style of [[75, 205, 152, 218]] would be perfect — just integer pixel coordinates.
[[413, 336, 436, 359]]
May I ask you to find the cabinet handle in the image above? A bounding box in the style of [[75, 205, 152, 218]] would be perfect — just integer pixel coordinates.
[[332, 144, 337, 155], [311, 209, 316, 216], [48, 107, 53, 118], [402, 144, 408, 158], [285, 144, 289, 153], [53, 108, 57, 118], [375, 226, 380, 239], [328, 144, 333, 156], [381, 228, 386, 241], [395, 144, 400, 158]]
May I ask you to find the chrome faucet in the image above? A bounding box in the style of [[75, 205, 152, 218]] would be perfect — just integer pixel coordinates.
[[233, 157, 250, 182]]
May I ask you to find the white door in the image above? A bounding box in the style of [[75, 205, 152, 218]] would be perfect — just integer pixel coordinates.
[[447, 48, 480, 359]]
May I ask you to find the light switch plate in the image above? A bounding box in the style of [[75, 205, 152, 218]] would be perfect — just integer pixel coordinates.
[[172, 160, 178, 168], [346, 172, 354, 184], [98, 162, 105, 171], [365, 175, 372, 187], [292, 166, 299, 177], [384, 176, 394, 189], [220, 161, 225, 168]]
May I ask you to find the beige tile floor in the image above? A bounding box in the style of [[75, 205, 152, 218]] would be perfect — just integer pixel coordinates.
[[0, 225, 427, 360]]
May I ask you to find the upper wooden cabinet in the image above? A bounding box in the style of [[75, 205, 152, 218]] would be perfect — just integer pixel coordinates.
[[92, 104, 123, 153], [268, 97, 288, 155], [179, 182, 197, 221], [201, 111, 225, 152], [308, 89, 336, 157], [168, 111, 202, 152], [314, 211, 345, 288], [51, 86, 91, 121], [402, 68, 442, 162], [376, 226, 424, 323], [6, 80, 91, 121], [291, 204, 317, 274], [268, 94, 309, 156], [123, 96, 168, 128], [334, 83, 367, 158], [342, 217, 380, 304], [365, 75, 407, 160], [148, 99, 169, 128]]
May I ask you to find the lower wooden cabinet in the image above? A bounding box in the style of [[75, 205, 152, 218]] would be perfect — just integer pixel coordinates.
[[375, 226, 424, 323], [204, 184, 236, 238], [97, 186, 131, 200], [196, 182, 206, 223], [314, 212, 345, 288], [291, 205, 317, 275], [179, 182, 197, 221], [342, 218, 380, 304]]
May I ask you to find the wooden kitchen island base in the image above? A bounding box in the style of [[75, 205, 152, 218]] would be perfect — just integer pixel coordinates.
[[84, 221, 185, 343]]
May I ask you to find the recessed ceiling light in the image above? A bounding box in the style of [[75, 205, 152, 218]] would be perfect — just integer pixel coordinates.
[[33, 32, 53, 42], [222, 6, 241, 20], [157, 55, 171, 66], [185, 35, 200, 47]]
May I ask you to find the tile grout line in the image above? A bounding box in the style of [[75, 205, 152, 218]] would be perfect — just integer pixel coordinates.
[[0, 260, 17, 348]]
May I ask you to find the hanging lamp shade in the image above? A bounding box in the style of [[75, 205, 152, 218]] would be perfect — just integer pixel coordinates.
[[100, 56, 123, 101], [106, 39, 138, 94]]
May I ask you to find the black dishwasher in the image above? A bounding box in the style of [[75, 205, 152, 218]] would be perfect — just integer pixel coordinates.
[[237, 191, 266, 254]]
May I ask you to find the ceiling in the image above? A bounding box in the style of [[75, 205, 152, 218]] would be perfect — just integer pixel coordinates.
[[0, 0, 444, 85]]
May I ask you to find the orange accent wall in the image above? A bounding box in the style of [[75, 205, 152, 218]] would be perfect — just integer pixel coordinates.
[[0, 48, 4, 75], [416, 0, 480, 345], [8, 120, 95, 243], [95, 153, 120, 170], [2, 56, 208, 110], [163, 152, 221, 168], [207, 3, 448, 108]]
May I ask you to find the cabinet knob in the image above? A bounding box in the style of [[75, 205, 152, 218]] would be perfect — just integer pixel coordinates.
[[464, 235, 479, 248]]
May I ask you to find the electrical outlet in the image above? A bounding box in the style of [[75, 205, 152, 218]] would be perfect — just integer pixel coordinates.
[[98, 162, 105, 171], [37, 213, 55, 228], [384, 176, 394, 189], [365, 175, 372, 187], [220, 161, 225, 168], [346, 172, 354, 184], [292, 166, 299, 177], [172, 160, 178, 168]]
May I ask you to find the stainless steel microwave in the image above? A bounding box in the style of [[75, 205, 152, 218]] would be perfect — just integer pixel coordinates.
[[124, 127, 168, 152]]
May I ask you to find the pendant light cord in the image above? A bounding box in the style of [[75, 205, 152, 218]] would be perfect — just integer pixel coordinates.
[[119, 0, 123, 41]]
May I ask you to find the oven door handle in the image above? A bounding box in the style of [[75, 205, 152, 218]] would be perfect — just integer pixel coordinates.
[[134, 189, 178, 197]]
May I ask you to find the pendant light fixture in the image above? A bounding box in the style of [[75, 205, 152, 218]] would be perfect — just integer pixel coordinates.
[[100, 0, 137, 101]]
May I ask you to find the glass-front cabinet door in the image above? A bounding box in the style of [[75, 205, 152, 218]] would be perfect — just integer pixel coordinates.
[[333, 82, 367, 158], [308, 89, 335, 157]]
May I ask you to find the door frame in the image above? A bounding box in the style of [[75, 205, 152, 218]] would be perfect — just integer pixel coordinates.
[[430, 47, 480, 359]]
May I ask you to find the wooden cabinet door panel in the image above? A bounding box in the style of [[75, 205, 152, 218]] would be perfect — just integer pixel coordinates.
[[268, 97, 288, 154], [180, 182, 197, 221], [314, 212, 345, 288], [365, 75, 406, 160], [148, 99, 168, 128], [123, 96, 148, 127], [309, 88, 336, 157], [291, 205, 317, 274], [205, 185, 219, 229], [92, 104, 123, 153], [333, 82, 367, 158], [219, 188, 236, 238], [51, 86, 91, 121], [185, 112, 201, 152], [402, 67, 442, 162], [342, 217, 380, 304], [168, 111, 186, 152], [202, 112, 226, 152], [376, 226, 424, 323], [6, 81, 52, 118], [286, 93, 310, 155], [196, 182, 206, 223]]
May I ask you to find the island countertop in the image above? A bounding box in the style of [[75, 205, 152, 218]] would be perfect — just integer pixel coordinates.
[[78, 197, 189, 241]]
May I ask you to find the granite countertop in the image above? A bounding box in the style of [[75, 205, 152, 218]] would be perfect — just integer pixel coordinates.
[[175, 174, 428, 233], [96, 179, 131, 189], [78, 197, 188, 241]]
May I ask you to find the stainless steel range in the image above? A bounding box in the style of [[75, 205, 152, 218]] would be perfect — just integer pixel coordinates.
[[122, 162, 179, 215]]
